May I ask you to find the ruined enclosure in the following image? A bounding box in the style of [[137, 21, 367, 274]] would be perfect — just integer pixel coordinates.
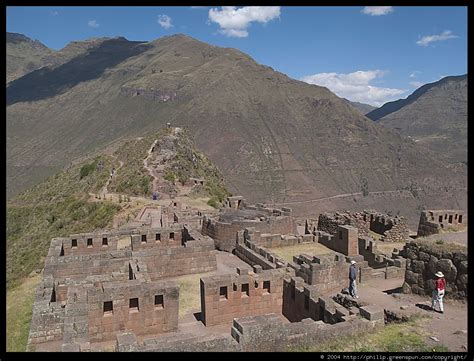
[[29, 197, 418, 352], [317, 210, 409, 243], [417, 210, 467, 237]]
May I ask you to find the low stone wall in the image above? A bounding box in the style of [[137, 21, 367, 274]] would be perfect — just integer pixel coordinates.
[[231, 312, 383, 352], [401, 241, 467, 299], [234, 238, 287, 270]]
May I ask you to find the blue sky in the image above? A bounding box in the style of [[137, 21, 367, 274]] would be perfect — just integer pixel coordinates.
[[6, 6, 467, 106]]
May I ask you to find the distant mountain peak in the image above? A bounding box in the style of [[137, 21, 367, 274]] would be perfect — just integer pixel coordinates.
[[366, 74, 467, 121]]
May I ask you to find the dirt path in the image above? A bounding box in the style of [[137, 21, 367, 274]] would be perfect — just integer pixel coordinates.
[[274, 189, 414, 206], [356, 277, 467, 352], [143, 139, 159, 194]]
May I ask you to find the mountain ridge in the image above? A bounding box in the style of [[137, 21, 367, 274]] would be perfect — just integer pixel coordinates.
[[7, 33, 467, 224]]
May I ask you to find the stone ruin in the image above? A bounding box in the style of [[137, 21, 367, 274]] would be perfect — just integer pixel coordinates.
[[29, 197, 426, 352], [417, 210, 467, 237], [201, 197, 296, 252], [401, 240, 468, 299], [315, 210, 409, 243]]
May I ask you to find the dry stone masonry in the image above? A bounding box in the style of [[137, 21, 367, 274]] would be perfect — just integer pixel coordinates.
[[401, 240, 467, 299], [30, 196, 450, 352]]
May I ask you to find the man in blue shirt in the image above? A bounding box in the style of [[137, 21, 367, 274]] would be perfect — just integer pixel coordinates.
[[349, 260, 359, 299]]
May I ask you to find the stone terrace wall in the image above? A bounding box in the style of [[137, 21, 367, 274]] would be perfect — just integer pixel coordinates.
[[401, 241, 467, 299], [318, 210, 409, 243], [200, 268, 286, 326], [417, 210, 467, 237]]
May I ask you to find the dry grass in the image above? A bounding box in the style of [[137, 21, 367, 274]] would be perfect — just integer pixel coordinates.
[[376, 241, 406, 256], [271, 242, 334, 263], [173, 272, 212, 318], [7, 273, 41, 351], [291, 315, 449, 352]]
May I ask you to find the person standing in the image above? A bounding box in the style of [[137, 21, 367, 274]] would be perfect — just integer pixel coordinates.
[[432, 271, 446, 314], [349, 260, 359, 299]]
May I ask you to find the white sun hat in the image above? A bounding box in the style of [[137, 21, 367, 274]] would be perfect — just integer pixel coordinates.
[[350, 260, 356, 264], [435, 271, 444, 277]]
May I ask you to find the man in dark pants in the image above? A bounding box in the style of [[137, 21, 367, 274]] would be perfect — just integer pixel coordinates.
[[349, 260, 359, 299]]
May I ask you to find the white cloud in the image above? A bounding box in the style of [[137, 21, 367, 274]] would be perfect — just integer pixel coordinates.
[[409, 81, 424, 88], [361, 6, 394, 16], [50, 10, 59, 16], [208, 6, 280, 38], [416, 30, 458, 46], [88, 20, 99, 28], [409, 71, 421, 78], [301, 70, 407, 107], [190, 6, 207, 9], [157, 14, 173, 29]]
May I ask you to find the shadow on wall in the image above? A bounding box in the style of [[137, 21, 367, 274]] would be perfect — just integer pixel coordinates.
[[6, 38, 150, 105]]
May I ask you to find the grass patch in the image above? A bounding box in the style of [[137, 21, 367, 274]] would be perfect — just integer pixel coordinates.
[[173, 273, 212, 318], [376, 241, 406, 256], [6, 274, 41, 351], [413, 238, 467, 253], [290, 315, 449, 352], [271, 243, 333, 263]]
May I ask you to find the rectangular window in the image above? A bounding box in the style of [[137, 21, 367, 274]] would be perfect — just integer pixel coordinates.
[[263, 280, 271, 294], [154, 295, 164, 308], [459, 215, 463, 223], [156, 233, 161, 241], [141, 234, 147, 243], [102, 237, 108, 246], [439, 215, 443, 223], [241, 283, 249, 297], [129, 298, 139, 311], [71, 239, 77, 248], [219, 286, 228, 300], [170, 232, 175, 240], [304, 295, 310, 310], [87, 238, 93, 247], [448, 215, 453, 224], [103, 301, 113, 315]]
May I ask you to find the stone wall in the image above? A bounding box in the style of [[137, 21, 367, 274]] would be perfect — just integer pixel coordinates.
[[86, 280, 179, 343], [289, 253, 349, 292], [234, 238, 287, 270], [201, 203, 296, 252], [282, 277, 320, 322], [231, 311, 384, 352], [317, 210, 409, 243], [401, 241, 467, 299], [417, 210, 467, 237], [316, 225, 359, 256], [199, 268, 286, 326]]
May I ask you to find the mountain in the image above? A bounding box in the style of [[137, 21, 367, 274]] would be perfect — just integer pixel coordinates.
[[367, 75, 467, 164], [6, 34, 467, 226], [6, 32, 53, 83], [6, 32, 115, 83], [343, 99, 376, 115]]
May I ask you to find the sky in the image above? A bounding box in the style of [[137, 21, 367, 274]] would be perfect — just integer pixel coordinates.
[[6, 6, 468, 106]]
